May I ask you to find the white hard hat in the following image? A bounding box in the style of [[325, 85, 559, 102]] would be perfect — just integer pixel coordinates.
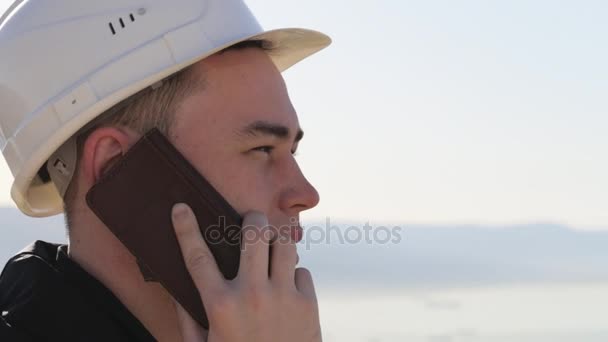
[[0, 0, 331, 217]]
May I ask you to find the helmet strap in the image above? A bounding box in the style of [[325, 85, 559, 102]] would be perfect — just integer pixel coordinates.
[[47, 136, 77, 199]]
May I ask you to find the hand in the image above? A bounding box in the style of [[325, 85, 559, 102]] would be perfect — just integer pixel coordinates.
[[171, 203, 322, 342]]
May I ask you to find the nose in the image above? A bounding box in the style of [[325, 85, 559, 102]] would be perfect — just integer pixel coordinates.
[[279, 159, 320, 214]]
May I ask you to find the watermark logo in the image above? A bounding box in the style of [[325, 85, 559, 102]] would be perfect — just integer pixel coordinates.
[[301, 218, 403, 249], [201, 216, 403, 250]]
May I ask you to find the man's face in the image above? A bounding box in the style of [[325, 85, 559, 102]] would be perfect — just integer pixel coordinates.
[[169, 48, 320, 240]]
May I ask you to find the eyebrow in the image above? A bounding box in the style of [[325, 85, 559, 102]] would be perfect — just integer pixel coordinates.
[[240, 120, 304, 143]]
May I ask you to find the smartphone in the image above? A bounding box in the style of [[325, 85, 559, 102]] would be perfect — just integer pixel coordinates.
[[85, 127, 242, 329]]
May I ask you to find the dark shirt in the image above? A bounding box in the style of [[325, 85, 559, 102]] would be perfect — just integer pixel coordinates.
[[0, 240, 156, 341]]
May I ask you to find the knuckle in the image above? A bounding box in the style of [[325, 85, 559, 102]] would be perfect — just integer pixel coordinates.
[[207, 292, 238, 319], [274, 256, 297, 274], [244, 284, 271, 312], [279, 244, 298, 261], [243, 248, 257, 264], [276, 283, 297, 300], [185, 248, 214, 271]]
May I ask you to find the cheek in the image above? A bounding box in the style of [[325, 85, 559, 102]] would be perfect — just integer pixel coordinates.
[[188, 150, 276, 215], [218, 160, 276, 214], [171, 129, 279, 215]]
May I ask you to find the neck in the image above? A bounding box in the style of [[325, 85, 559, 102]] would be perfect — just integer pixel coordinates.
[[67, 209, 183, 342]]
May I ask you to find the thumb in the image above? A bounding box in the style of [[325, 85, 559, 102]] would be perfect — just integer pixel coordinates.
[[174, 299, 209, 342]]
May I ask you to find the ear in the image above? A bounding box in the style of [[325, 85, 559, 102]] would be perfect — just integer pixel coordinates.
[[81, 126, 140, 186]]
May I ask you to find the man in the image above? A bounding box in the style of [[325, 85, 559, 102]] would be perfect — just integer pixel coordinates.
[[0, 0, 331, 340]]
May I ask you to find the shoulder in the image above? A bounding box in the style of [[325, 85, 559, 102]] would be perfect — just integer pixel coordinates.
[[0, 241, 61, 342], [0, 241, 63, 294]]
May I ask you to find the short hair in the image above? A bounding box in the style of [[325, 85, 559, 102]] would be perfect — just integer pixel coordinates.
[[62, 40, 271, 231]]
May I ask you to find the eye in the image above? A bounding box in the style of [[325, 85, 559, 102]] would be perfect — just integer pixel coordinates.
[[252, 146, 274, 154], [251, 146, 299, 157]]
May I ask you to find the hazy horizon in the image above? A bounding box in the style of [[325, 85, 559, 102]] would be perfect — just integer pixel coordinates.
[[2, 206, 607, 289]]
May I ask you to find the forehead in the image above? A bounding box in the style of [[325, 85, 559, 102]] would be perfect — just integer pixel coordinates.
[[172, 48, 300, 137]]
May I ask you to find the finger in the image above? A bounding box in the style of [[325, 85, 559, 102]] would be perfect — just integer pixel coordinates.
[[237, 211, 271, 283], [270, 228, 298, 289], [295, 267, 317, 300], [174, 299, 208, 342], [172, 203, 225, 296]]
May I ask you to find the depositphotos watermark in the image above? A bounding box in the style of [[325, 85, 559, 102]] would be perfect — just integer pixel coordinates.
[[300, 218, 403, 250], [201, 217, 404, 251]]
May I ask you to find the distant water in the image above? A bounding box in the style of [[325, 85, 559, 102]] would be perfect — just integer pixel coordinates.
[[317, 283, 608, 342]]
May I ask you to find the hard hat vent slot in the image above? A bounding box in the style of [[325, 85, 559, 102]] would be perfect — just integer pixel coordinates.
[[108, 14, 136, 36]]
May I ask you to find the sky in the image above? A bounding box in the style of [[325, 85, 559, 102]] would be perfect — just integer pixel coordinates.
[[0, 0, 607, 229]]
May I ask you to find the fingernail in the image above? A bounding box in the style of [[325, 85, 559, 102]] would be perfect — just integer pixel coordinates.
[[172, 203, 190, 219]]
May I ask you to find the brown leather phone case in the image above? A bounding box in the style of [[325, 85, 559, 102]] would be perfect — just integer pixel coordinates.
[[85, 128, 242, 329]]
